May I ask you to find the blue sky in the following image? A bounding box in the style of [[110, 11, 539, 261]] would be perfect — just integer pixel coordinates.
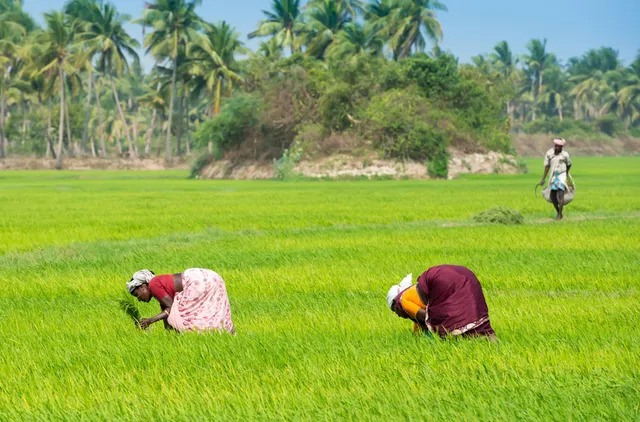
[[23, 0, 640, 69]]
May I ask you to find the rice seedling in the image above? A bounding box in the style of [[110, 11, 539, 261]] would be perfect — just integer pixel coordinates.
[[0, 156, 638, 420]]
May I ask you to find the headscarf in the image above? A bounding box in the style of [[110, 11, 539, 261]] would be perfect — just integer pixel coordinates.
[[553, 138, 566, 146], [386, 273, 413, 309], [126, 269, 155, 294]]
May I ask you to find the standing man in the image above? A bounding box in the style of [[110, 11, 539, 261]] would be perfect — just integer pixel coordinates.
[[539, 138, 572, 220]]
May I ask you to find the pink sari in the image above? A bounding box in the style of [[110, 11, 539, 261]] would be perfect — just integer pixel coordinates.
[[167, 268, 235, 334]]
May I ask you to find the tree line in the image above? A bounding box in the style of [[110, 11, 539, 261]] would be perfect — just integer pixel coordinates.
[[0, 0, 638, 172]]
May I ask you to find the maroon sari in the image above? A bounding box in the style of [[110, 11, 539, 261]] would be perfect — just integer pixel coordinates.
[[417, 265, 495, 337]]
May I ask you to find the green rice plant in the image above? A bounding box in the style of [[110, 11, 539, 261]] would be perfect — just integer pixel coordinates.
[[0, 157, 638, 420], [118, 294, 141, 325]]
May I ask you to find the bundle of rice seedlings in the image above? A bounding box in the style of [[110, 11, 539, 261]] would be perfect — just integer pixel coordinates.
[[118, 295, 141, 325], [473, 207, 524, 225]]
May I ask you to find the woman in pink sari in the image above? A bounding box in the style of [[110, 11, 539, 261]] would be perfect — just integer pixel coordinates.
[[127, 268, 235, 334]]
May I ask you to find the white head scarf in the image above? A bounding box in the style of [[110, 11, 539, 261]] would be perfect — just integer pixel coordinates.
[[126, 269, 155, 294], [386, 273, 413, 309], [553, 138, 566, 146]]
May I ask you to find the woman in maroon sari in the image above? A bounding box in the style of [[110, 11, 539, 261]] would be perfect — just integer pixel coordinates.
[[387, 265, 496, 339]]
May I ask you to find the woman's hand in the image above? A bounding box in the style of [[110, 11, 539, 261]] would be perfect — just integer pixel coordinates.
[[138, 318, 152, 330]]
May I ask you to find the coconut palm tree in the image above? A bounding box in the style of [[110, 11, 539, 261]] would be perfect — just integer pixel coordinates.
[[522, 38, 556, 120], [64, 0, 99, 157], [307, 0, 363, 19], [387, 0, 446, 60], [325, 22, 383, 62], [36, 12, 80, 169], [303, 0, 351, 59], [617, 52, 640, 127], [75, 1, 140, 158], [249, 0, 305, 55], [140, 0, 203, 163], [189, 21, 244, 116], [490, 41, 520, 121], [539, 65, 568, 120], [0, 0, 34, 157]]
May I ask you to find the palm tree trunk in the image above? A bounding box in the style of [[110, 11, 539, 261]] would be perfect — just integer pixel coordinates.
[[46, 97, 54, 158], [144, 108, 156, 157], [185, 97, 191, 156], [55, 67, 65, 170], [94, 81, 106, 158], [81, 68, 93, 157], [65, 96, 74, 157], [110, 75, 137, 159], [214, 77, 222, 115], [176, 92, 183, 157], [21, 93, 28, 142], [165, 59, 178, 164], [0, 88, 6, 159]]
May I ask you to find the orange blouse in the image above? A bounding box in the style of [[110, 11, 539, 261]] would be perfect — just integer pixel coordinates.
[[398, 285, 426, 319]]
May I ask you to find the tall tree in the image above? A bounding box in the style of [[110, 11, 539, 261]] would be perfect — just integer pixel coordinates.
[[189, 21, 244, 116], [249, 0, 305, 55], [140, 0, 203, 163], [490, 41, 519, 120], [386, 0, 446, 60], [0, 0, 33, 157], [37, 12, 80, 169], [617, 52, 640, 127], [325, 22, 383, 62], [522, 38, 556, 120], [304, 0, 351, 59], [75, 1, 140, 158]]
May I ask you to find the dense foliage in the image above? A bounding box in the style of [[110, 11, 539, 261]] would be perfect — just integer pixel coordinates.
[[0, 0, 638, 169]]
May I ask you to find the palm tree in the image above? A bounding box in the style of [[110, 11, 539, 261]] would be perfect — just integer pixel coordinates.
[[491, 41, 519, 120], [76, 1, 140, 158], [36, 12, 80, 169], [325, 22, 383, 62], [387, 0, 447, 60], [0, 0, 33, 158], [491, 41, 517, 78], [249, 0, 305, 55], [303, 0, 351, 59], [308, 0, 363, 19], [189, 21, 244, 116], [617, 52, 640, 127], [64, 0, 98, 157], [140, 0, 203, 163], [522, 38, 556, 120], [539, 65, 568, 120]]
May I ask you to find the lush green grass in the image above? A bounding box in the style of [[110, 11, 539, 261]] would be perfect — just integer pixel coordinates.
[[1, 156, 639, 420]]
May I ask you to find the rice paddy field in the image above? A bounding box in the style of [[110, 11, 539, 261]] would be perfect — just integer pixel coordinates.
[[1, 156, 639, 420]]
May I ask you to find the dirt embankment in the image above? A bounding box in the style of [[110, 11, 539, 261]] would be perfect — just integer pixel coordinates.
[[0, 157, 189, 171], [512, 134, 640, 157], [199, 150, 522, 180], [2, 135, 637, 179]]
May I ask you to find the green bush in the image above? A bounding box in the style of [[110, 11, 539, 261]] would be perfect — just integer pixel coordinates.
[[274, 147, 302, 180], [194, 94, 262, 152], [318, 82, 354, 132], [594, 114, 622, 136], [188, 153, 215, 179]]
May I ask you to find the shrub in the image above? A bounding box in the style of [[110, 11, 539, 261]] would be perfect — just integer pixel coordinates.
[[594, 114, 622, 137], [194, 94, 262, 152], [189, 153, 215, 179], [318, 82, 354, 132], [274, 147, 302, 180], [473, 207, 524, 225]]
